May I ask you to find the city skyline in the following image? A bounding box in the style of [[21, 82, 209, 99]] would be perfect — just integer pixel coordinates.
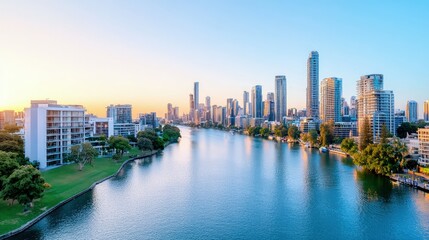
[[1, 1, 429, 118]]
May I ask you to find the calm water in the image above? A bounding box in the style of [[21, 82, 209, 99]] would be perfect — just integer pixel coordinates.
[[16, 127, 429, 239]]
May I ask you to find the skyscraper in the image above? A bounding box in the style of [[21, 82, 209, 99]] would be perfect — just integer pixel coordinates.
[[251, 85, 263, 118], [275, 75, 287, 122], [205, 96, 211, 121], [406, 100, 418, 123], [425, 100, 429, 122], [357, 74, 395, 141], [320, 77, 342, 123], [306, 51, 319, 118], [243, 91, 249, 115], [194, 82, 199, 110]]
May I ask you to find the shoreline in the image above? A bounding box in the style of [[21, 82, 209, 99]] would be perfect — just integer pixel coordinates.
[[0, 147, 166, 240]]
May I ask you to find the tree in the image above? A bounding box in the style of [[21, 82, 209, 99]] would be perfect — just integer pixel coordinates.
[[108, 136, 132, 158], [396, 122, 417, 139], [359, 117, 373, 150], [320, 121, 334, 147], [274, 125, 288, 138], [162, 125, 181, 142], [253, 126, 262, 136], [288, 125, 300, 141], [380, 124, 391, 144], [153, 138, 165, 150], [308, 129, 319, 147], [0, 151, 19, 190], [340, 138, 357, 155], [137, 137, 153, 151], [70, 143, 98, 170], [1, 165, 45, 208], [260, 127, 270, 139], [1, 124, 21, 134]]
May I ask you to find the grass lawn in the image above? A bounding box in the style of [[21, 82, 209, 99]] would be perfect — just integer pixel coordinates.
[[0, 147, 151, 236]]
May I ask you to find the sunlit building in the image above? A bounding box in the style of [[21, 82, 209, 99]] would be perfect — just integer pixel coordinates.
[[418, 127, 429, 166], [320, 77, 342, 123], [406, 100, 418, 123], [357, 74, 395, 142], [25, 100, 86, 168], [275, 75, 287, 122], [307, 51, 319, 118]]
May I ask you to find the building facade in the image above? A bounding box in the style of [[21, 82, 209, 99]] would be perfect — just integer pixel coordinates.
[[275, 75, 287, 122], [357, 74, 395, 142], [425, 100, 429, 122], [306, 51, 319, 118], [320, 77, 342, 123], [252, 85, 263, 118], [406, 100, 418, 123], [25, 100, 86, 168], [418, 127, 429, 166]]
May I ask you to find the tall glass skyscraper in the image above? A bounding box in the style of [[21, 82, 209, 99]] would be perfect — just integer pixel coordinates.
[[320, 77, 342, 123], [251, 85, 263, 118], [194, 82, 199, 110], [275, 75, 287, 122], [306, 51, 319, 118], [406, 100, 418, 123], [243, 91, 249, 115], [424, 100, 429, 122]]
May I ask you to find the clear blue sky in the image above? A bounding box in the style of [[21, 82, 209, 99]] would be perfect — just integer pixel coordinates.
[[1, 1, 428, 117]]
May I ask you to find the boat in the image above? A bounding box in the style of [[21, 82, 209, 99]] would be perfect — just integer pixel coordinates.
[[319, 147, 329, 153]]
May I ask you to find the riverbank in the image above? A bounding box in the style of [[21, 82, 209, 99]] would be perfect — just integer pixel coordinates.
[[0, 147, 164, 239]]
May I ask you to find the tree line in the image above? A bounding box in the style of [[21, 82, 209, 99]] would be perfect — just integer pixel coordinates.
[[341, 118, 409, 176]]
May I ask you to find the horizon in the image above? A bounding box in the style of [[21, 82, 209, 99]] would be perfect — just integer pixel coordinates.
[[1, 1, 428, 118]]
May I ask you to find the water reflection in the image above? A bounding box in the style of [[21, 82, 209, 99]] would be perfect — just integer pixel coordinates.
[[355, 169, 393, 202], [15, 127, 429, 239]]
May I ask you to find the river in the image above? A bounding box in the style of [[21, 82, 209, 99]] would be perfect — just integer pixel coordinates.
[[16, 127, 429, 239]]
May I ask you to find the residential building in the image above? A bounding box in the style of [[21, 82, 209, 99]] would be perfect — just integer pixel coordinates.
[[106, 104, 132, 124], [394, 110, 407, 134], [418, 127, 429, 166], [306, 51, 319, 118], [320, 77, 342, 123], [406, 100, 418, 123], [349, 96, 357, 121], [24, 100, 86, 168], [275, 75, 287, 122], [300, 118, 318, 133], [334, 122, 358, 139], [357, 74, 395, 142]]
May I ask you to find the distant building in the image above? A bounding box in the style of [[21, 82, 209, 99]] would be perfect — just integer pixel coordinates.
[[320, 77, 342, 123], [349, 96, 357, 121], [288, 108, 298, 118], [406, 100, 418, 123], [194, 82, 199, 110], [106, 104, 132, 124], [334, 122, 358, 139], [275, 75, 287, 122], [418, 127, 429, 166], [306, 51, 319, 118], [25, 100, 85, 168], [357, 74, 395, 142], [394, 110, 407, 134], [0, 110, 15, 129], [300, 118, 318, 133], [243, 91, 249, 115], [425, 100, 429, 122], [251, 85, 263, 118]]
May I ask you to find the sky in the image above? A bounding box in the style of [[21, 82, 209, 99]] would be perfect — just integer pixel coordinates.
[[1, 1, 428, 118]]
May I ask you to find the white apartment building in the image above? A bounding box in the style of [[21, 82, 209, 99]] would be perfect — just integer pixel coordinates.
[[357, 74, 395, 142], [25, 100, 86, 168]]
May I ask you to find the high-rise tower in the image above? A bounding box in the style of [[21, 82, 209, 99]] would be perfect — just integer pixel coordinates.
[[306, 51, 319, 118], [320, 77, 342, 123], [275, 75, 287, 122], [251, 85, 263, 118], [406, 100, 418, 123]]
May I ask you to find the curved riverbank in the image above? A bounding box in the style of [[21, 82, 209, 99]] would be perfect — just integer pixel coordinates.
[[0, 147, 166, 240]]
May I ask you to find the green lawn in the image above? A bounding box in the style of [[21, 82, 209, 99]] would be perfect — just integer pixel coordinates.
[[0, 147, 151, 236]]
